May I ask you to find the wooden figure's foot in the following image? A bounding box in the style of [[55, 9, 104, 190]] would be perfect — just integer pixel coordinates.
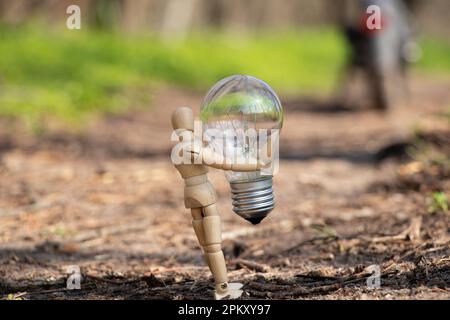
[[214, 282, 244, 300]]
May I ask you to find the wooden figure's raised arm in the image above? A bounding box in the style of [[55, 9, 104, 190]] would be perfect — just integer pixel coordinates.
[[172, 107, 269, 171]]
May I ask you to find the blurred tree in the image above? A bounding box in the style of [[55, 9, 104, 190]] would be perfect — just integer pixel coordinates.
[[91, 0, 121, 30], [121, 0, 156, 32], [160, 0, 198, 38]]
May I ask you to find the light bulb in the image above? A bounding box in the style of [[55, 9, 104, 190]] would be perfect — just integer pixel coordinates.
[[200, 75, 283, 224]]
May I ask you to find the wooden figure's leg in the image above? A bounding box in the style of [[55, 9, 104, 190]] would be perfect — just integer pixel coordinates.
[[202, 204, 243, 300], [202, 204, 227, 285], [190, 207, 210, 268]]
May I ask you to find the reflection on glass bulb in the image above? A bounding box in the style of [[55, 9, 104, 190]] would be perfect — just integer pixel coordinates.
[[201, 75, 283, 224]]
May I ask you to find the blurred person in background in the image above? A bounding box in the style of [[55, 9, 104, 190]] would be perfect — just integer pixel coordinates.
[[338, 0, 421, 111]]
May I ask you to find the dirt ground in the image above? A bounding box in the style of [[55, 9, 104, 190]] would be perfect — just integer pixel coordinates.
[[0, 75, 449, 300]]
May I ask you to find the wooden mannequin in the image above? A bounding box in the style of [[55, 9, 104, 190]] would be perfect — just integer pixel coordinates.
[[171, 107, 265, 299]]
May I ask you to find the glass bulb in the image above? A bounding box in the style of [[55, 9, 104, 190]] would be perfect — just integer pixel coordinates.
[[201, 75, 283, 224]]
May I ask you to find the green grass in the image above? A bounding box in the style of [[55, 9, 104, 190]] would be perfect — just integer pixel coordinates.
[[428, 191, 449, 214], [0, 25, 345, 126], [417, 38, 450, 74], [0, 24, 449, 126]]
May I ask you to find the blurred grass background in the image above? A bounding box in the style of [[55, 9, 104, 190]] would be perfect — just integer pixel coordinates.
[[0, 24, 449, 126]]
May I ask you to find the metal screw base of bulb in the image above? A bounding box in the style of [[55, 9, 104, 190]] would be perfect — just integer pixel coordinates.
[[230, 177, 275, 225]]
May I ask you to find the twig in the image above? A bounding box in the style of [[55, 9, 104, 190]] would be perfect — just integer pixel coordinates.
[[372, 216, 422, 243], [233, 259, 270, 273]]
